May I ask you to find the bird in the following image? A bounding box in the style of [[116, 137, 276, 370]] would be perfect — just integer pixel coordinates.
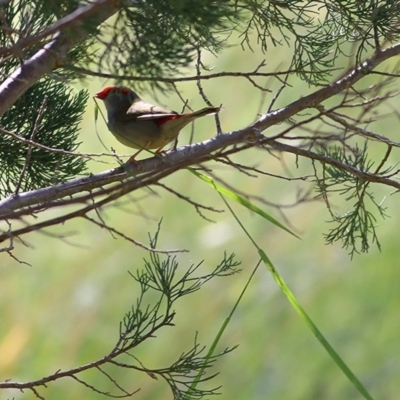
[[95, 85, 221, 160]]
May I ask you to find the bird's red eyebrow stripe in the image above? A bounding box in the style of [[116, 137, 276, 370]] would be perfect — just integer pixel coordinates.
[[95, 86, 113, 99], [95, 86, 130, 99], [154, 115, 180, 126]]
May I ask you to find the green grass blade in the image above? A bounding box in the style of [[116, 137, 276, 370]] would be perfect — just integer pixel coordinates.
[[216, 185, 375, 400], [185, 260, 261, 399], [189, 168, 300, 239], [257, 248, 374, 400]]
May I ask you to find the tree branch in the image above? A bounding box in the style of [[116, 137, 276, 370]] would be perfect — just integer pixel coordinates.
[[0, 0, 120, 117], [1, 42, 400, 215], [1, 42, 400, 245]]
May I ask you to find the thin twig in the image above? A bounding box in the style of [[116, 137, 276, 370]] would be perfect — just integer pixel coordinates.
[[15, 96, 48, 194]]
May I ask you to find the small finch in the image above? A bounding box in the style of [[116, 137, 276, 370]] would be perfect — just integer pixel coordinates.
[[95, 85, 221, 160]]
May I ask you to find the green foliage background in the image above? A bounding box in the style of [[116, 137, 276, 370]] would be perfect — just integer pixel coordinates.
[[1, 27, 400, 400]]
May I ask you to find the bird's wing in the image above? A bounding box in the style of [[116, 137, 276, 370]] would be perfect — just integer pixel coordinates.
[[126, 100, 178, 120]]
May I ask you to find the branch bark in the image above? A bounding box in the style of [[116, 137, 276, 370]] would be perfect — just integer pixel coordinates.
[[0, 0, 120, 117]]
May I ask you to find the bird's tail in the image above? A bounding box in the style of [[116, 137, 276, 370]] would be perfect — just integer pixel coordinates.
[[159, 105, 222, 133], [189, 106, 221, 118]]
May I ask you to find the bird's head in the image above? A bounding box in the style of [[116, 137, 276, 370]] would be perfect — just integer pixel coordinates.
[[95, 86, 139, 114]]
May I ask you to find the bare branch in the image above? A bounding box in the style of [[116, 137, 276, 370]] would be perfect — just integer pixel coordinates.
[[84, 215, 188, 254]]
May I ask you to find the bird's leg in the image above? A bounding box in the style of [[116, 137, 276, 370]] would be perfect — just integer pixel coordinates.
[[127, 141, 152, 163], [155, 145, 166, 154], [127, 148, 143, 163], [127, 143, 167, 163]]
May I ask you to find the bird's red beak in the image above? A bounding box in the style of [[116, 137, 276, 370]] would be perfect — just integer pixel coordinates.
[[95, 86, 118, 99], [94, 88, 108, 100]]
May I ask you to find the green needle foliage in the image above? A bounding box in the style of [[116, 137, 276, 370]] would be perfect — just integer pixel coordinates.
[[0, 79, 88, 196], [111, 226, 241, 399], [316, 144, 389, 256], [0, 0, 90, 196], [98, 0, 236, 90]]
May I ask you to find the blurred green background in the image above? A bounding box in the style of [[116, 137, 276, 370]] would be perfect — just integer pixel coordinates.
[[1, 34, 400, 400]]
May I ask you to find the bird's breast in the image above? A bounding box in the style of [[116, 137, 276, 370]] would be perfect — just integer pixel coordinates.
[[107, 117, 175, 149]]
